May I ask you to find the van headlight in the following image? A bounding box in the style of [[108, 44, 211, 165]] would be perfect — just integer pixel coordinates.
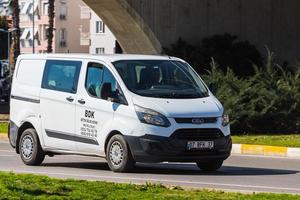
[[134, 105, 171, 127], [222, 114, 230, 127]]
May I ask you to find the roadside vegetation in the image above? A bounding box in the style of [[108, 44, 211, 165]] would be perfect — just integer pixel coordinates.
[[0, 172, 299, 199], [166, 35, 300, 134], [202, 54, 300, 134], [0, 123, 8, 134], [232, 134, 300, 148]]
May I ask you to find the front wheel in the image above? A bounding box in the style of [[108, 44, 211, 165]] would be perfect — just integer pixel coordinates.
[[19, 128, 45, 166], [196, 160, 223, 172], [106, 135, 135, 172]]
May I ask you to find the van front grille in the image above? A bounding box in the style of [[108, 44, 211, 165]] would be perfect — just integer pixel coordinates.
[[171, 128, 223, 140], [174, 117, 217, 124]]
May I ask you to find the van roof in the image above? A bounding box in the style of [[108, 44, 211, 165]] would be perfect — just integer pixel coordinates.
[[17, 54, 184, 63]]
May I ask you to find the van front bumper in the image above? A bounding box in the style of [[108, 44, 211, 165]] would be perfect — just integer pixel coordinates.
[[125, 133, 232, 163]]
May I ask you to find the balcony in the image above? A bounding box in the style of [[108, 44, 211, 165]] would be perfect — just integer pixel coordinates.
[[80, 32, 90, 46], [80, 6, 91, 19]]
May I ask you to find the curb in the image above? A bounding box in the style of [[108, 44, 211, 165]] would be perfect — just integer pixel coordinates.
[[0, 134, 8, 140], [232, 144, 300, 158]]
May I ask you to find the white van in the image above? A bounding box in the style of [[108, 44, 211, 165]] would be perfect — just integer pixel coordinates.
[[9, 54, 231, 172]]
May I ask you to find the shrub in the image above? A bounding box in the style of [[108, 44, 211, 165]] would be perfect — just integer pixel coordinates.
[[202, 52, 300, 134]]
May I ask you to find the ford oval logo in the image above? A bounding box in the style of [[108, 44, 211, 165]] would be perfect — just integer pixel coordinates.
[[192, 118, 205, 124]]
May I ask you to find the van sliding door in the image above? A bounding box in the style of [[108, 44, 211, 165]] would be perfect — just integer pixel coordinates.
[[40, 60, 81, 151]]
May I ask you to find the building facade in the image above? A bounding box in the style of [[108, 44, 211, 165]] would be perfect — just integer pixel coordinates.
[[0, 0, 118, 55], [88, 10, 117, 54], [19, 0, 90, 54]]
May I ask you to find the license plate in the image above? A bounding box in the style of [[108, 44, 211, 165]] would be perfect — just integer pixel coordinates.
[[187, 141, 214, 150]]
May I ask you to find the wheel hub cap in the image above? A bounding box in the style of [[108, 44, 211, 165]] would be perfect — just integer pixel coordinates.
[[109, 141, 124, 166], [21, 135, 33, 160]]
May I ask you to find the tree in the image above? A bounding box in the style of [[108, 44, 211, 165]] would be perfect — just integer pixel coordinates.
[[10, 0, 20, 70], [0, 16, 8, 59], [47, 0, 55, 53]]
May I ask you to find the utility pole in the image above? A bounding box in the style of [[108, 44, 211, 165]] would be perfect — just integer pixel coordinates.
[[32, 0, 35, 53]]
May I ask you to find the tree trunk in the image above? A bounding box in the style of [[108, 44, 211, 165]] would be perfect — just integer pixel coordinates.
[[47, 0, 55, 53], [10, 0, 20, 71], [0, 16, 9, 60]]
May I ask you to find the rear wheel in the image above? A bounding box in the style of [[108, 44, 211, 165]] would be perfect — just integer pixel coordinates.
[[106, 135, 134, 172], [19, 128, 45, 166], [196, 160, 223, 172]]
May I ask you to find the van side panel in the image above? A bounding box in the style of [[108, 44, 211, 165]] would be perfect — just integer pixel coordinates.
[[9, 59, 46, 148]]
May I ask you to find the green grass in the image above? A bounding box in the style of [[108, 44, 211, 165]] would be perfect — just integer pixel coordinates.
[[232, 134, 300, 148], [0, 122, 8, 134], [0, 172, 299, 199]]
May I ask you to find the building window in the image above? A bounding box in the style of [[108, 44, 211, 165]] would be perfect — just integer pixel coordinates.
[[59, 28, 67, 47], [95, 48, 105, 54], [44, 25, 49, 40], [96, 21, 105, 33], [20, 2, 26, 10], [60, 5, 67, 20], [43, 2, 49, 15]]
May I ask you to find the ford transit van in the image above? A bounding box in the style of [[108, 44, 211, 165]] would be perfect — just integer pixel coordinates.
[[9, 54, 231, 172]]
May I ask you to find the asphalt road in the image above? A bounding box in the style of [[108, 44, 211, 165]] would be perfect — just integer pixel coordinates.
[[1, 140, 300, 194]]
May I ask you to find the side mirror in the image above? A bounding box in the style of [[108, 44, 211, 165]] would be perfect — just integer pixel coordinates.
[[208, 83, 217, 94]]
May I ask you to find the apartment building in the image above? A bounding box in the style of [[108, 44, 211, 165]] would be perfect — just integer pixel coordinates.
[[88, 10, 117, 54], [19, 0, 89, 54], [1, 0, 118, 54]]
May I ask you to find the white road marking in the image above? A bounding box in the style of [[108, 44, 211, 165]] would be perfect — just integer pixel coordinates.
[[0, 155, 15, 157], [0, 150, 14, 153], [0, 142, 9, 144], [4, 169, 300, 193]]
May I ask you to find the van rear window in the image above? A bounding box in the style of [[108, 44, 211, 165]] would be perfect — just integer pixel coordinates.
[[17, 59, 46, 87], [42, 60, 81, 93]]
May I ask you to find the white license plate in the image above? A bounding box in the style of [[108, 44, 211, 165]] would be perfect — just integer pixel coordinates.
[[187, 141, 214, 150]]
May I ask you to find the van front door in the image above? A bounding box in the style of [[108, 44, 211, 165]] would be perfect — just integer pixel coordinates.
[[75, 62, 117, 155], [40, 60, 82, 151]]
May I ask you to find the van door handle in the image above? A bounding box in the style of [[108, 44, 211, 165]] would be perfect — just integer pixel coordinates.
[[78, 99, 86, 104], [66, 96, 74, 102]]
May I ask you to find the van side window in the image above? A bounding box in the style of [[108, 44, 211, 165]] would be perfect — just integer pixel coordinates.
[[42, 60, 81, 93], [103, 67, 118, 94], [85, 62, 104, 98], [85, 63, 127, 104]]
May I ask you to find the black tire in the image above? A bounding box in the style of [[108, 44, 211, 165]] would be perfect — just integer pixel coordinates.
[[106, 135, 135, 172], [19, 128, 45, 166], [196, 160, 223, 172]]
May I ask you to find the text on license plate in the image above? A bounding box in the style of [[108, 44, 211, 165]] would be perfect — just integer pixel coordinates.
[[187, 141, 214, 150]]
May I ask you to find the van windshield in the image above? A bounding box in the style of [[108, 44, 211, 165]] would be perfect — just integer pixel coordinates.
[[113, 60, 209, 99]]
